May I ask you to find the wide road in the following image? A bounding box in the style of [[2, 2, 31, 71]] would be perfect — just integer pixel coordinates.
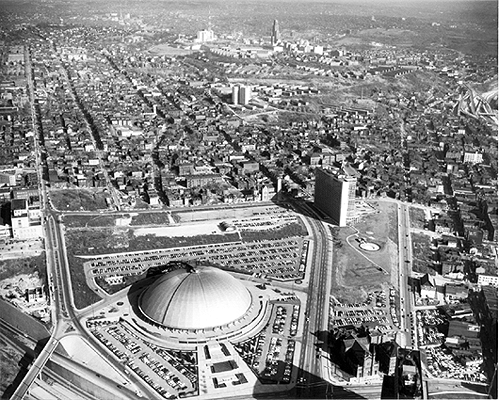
[[9, 213, 83, 400], [396, 203, 417, 349], [294, 201, 333, 397], [9, 48, 68, 400], [53, 213, 160, 399]]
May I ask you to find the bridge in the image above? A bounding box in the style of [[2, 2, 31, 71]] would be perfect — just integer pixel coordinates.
[[9, 335, 60, 400], [454, 84, 498, 126]]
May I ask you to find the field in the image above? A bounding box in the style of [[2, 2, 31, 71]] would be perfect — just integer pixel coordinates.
[[409, 207, 426, 229], [411, 232, 435, 275], [330, 200, 398, 303], [173, 205, 277, 222], [50, 189, 110, 211], [0, 253, 47, 283], [239, 220, 308, 241], [65, 228, 241, 256], [66, 254, 102, 310], [63, 212, 174, 228], [63, 214, 121, 228]]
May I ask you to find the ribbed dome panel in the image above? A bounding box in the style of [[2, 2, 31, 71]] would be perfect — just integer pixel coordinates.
[[139, 266, 252, 330]]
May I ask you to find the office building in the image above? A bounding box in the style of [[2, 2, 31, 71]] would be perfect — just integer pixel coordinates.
[[314, 168, 357, 227]]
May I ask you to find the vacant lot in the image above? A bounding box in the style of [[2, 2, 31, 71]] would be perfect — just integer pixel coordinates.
[[66, 253, 102, 310], [50, 189, 110, 211], [63, 214, 124, 228], [130, 212, 173, 226], [174, 207, 257, 222], [63, 212, 174, 228], [411, 232, 435, 275], [331, 201, 398, 303], [0, 253, 46, 283], [331, 226, 389, 304], [409, 207, 426, 229]]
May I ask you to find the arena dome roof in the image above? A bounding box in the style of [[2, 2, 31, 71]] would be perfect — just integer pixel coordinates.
[[138, 266, 252, 330]]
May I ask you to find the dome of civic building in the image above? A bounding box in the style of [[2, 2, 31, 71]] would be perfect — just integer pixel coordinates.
[[138, 265, 252, 330]]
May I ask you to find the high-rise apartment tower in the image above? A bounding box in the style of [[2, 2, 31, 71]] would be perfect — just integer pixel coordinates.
[[314, 168, 357, 227]]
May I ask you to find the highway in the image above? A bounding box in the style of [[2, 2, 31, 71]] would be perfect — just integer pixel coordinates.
[[293, 201, 333, 396], [0, 320, 139, 400], [396, 203, 417, 349], [9, 214, 76, 400]]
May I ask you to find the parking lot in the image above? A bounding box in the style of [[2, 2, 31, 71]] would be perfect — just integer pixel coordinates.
[[416, 309, 445, 347], [329, 287, 397, 335], [234, 301, 300, 384], [88, 319, 198, 398], [86, 237, 307, 292], [425, 346, 487, 382]]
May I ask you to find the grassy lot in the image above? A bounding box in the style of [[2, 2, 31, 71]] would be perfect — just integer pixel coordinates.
[[353, 201, 399, 266], [363, 200, 399, 245], [63, 212, 173, 228], [239, 221, 308, 242], [0, 253, 46, 283], [50, 189, 110, 211], [330, 201, 398, 303], [411, 232, 436, 275], [66, 254, 102, 310], [130, 212, 171, 226], [409, 207, 426, 229], [65, 228, 240, 256], [63, 214, 126, 228], [65, 229, 129, 255], [331, 226, 389, 304]]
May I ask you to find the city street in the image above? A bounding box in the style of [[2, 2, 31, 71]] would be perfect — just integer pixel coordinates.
[[294, 201, 333, 396], [397, 202, 417, 349]]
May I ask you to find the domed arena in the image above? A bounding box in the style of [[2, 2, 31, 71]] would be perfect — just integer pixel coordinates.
[[138, 265, 253, 330]]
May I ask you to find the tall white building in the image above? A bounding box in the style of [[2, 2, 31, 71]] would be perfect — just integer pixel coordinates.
[[232, 86, 239, 105], [314, 168, 357, 227], [239, 86, 252, 105], [196, 29, 215, 43]]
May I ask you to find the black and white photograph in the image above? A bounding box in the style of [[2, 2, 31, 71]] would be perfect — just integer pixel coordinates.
[[0, 0, 497, 399]]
